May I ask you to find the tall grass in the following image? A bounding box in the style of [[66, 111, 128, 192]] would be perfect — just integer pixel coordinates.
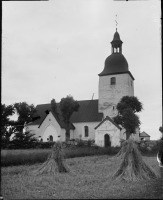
[[1, 149, 51, 167], [1, 146, 120, 167]]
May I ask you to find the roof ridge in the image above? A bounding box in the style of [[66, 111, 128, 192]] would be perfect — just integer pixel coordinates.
[[36, 99, 99, 106], [95, 115, 121, 130]]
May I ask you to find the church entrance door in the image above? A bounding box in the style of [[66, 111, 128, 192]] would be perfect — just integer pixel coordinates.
[[104, 134, 111, 147], [43, 125, 58, 142]]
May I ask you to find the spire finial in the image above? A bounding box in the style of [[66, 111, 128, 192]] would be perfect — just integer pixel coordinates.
[[115, 14, 118, 31]]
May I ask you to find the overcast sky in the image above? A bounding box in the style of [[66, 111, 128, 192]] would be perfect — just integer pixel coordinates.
[[2, 0, 161, 140]]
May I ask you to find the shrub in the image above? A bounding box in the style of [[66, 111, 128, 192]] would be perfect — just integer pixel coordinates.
[[76, 140, 85, 147], [146, 146, 152, 151]]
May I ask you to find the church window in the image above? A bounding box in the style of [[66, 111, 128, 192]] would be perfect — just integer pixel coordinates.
[[111, 77, 116, 85], [84, 126, 89, 137]]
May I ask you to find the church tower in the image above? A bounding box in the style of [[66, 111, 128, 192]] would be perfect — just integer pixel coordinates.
[[98, 29, 134, 118]]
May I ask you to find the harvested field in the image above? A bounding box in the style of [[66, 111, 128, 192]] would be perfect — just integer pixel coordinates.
[[1, 155, 163, 199]]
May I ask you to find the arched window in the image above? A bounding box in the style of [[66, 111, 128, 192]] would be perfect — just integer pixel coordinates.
[[49, 135, 53, 141], [111, 77, 116, 85], [84, 126, 89, 137]]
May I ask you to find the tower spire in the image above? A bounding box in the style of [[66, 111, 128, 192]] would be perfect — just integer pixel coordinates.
[[115, 14, 118, 31]]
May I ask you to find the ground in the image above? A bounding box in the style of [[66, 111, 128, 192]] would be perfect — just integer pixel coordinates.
[[1, 155, 163, 199]]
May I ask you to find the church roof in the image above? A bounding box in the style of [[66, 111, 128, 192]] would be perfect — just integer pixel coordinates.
[[70, 100, 103, 122], [38, 111, 75, 130], [94, 116, 122, 130], [28, 105, 75, 129], [28, 99, 103, 127], [139, 131, 150, 137]]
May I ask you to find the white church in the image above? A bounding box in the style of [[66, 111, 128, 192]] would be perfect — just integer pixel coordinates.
[[25, 29, 140, 147]]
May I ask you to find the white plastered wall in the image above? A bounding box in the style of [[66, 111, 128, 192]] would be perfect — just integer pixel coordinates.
[[38, 112, 61, 142], [26, 113, 74, 142], [73, 121, 101, 140], [95, 120, 121, 147], [120, 127, 126, 141]]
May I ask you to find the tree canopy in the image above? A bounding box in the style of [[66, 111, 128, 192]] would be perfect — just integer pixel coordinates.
[[113, 96, 143, 140], [14, 102, 37, 131], [116, 96, 143, 114], [51, 99, 60, 119], [1, 103, 15, 144], [59, 95, 80, 141], [1, 104, 15, 127], [1, 102, 37, 148]]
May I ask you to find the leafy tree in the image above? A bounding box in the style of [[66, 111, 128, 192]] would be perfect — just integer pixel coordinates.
[[59, 95, 80, 141], [113, 96, 143, 140], [51, 99, 60, 119], [116, 96, 143, 114], [159, 126, 163, 134], [112, 96, 158, 181], [11, 131, 38, 149], [1, 103, 15, 144], [14, 102, 37, 132]]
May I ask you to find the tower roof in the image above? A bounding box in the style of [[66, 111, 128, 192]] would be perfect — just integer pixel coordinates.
[[112, 30, 121, 41], [99, 30, 134, 80], [99, 53, 129, 75]]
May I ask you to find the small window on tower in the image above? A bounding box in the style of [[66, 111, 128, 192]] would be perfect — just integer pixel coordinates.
[[111, 77, 116, 85], [131, 81, 132, 86]]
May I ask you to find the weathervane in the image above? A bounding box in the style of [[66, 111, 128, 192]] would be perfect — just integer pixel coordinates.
[[115, 14, 118, 31]]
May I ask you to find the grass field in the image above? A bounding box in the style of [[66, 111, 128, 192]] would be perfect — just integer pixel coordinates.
[[1, 147, 120, 167], [1, 155, 163, 199]]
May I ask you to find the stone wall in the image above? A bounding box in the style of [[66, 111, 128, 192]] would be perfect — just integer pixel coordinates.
[[98, 73, 134, 118]]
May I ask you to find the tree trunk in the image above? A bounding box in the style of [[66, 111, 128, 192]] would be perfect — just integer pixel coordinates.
[[113, 139, 159, 181], [126, 129, 130, 140], [66, 122, 70, 141]]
